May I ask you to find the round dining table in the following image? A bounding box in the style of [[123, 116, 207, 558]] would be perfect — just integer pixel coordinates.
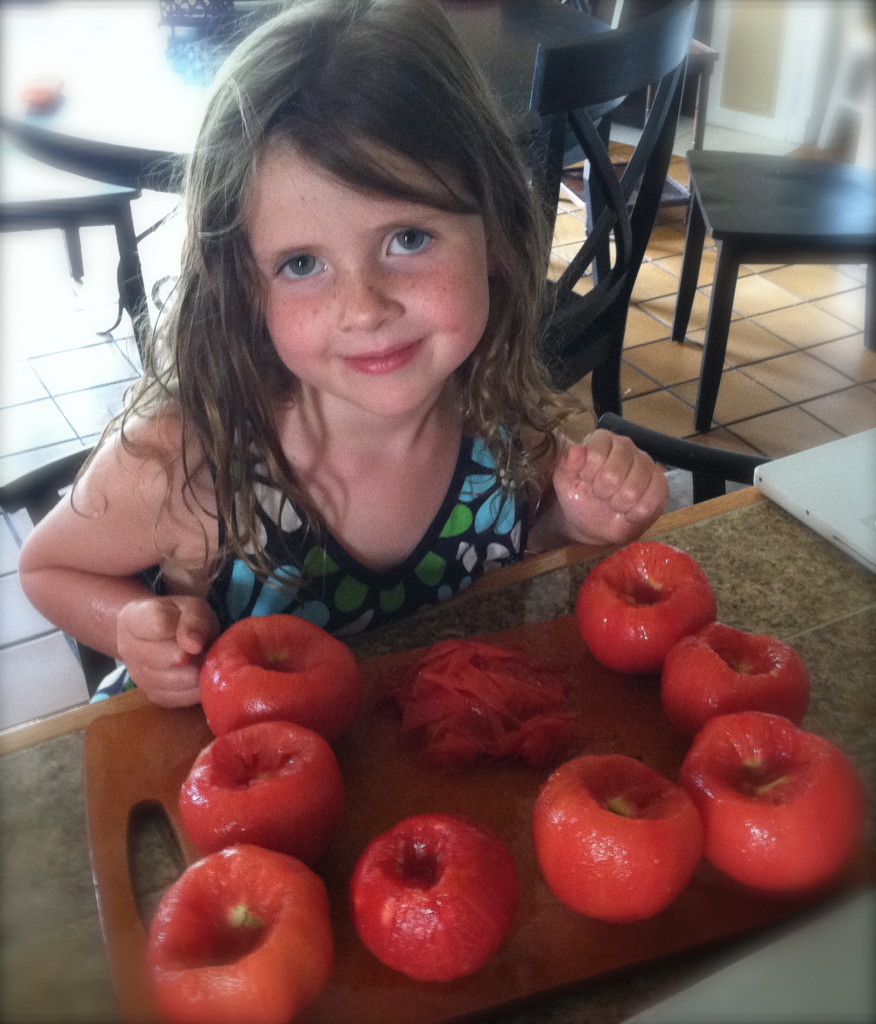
[[1, 0, 606, 194]]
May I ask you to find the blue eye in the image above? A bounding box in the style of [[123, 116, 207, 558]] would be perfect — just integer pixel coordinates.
[[280, 254, 325, 279], [388, 228, 431, 255]]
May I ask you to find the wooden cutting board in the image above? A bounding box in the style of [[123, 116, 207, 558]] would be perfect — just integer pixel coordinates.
[[84, 615, 873, 1024]]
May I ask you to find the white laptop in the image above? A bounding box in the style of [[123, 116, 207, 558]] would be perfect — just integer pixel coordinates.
[[753, 428, 876, 574]]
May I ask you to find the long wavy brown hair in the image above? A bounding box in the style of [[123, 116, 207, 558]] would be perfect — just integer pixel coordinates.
[[103, 0, 568, 581]]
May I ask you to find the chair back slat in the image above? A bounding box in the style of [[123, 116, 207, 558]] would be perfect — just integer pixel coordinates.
[[529, 0, 698, 409], [531, 0, 697, 114]]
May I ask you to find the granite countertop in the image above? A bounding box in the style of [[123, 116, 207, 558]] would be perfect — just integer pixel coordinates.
[[2, 496, 874, 1023]]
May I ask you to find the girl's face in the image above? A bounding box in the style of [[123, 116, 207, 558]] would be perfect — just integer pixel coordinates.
[[247, 144, 491, 425]]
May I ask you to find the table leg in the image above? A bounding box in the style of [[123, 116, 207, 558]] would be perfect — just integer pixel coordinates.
[[695, 241, 739, 432], [672, 193, 705, 340], [113, 205, 150, 360]]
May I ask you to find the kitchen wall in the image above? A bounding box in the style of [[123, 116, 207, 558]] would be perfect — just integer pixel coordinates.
[[708, 0, 872, 150]]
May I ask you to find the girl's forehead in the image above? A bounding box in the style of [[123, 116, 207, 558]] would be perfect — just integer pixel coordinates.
[[250, 137, 475, 212]]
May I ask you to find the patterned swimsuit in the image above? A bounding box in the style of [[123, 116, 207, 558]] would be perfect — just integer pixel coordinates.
[[208, 435, 529, 636], [91, 435, 528, 699]]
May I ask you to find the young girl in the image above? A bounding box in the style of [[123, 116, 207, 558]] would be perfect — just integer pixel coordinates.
[[19, 0, 668, 707]]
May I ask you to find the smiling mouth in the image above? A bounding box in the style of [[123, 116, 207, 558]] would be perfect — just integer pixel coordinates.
[[344, 340, 422, 375]]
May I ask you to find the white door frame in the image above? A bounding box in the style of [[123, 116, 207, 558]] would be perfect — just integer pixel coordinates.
[[707, 0, 836, 145]]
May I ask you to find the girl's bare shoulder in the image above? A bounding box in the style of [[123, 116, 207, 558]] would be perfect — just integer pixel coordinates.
[[75, 408, 219, 566]]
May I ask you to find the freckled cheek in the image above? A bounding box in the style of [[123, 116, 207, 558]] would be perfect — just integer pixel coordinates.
[[422, 267, 491, 340], [264, 295, 329, 365]]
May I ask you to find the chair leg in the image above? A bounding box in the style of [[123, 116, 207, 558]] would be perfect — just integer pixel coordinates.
[[865, 262, 874, 352], [590, 343, 623, 418], [62, 225, 85, 281], [695, 241, 740, 432], [672, 194, 706, 341], [112, 203, 150, 360]]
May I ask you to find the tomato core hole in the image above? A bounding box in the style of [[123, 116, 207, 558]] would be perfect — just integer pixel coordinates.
[[399, 846, 440, 889], [604, 795, 635, 817], [179, 905, 266, 969], [738, 761, 793, 801], [620, 576, 664, 607], [261, 648, 292, 671]]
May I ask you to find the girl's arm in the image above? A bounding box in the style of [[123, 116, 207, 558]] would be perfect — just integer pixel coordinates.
[[528, 428, 669, 553], [17, 415, 220, 706]]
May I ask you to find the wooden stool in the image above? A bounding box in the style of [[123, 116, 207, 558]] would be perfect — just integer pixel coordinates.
[[672, 150, 876, 431], [0, 140, 149, 357]]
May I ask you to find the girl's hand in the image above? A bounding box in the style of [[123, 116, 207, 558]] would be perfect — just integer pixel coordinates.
[[549, 430, 669, 547], [116, 596, 220, 708]]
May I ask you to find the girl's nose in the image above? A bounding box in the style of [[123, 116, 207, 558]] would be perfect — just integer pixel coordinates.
[[337, 269, 403, 332]]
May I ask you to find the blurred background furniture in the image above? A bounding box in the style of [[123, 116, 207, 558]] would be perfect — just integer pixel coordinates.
[[672, 150, 876, 431], [563, 0, 718, 209], [0, 446, 117, 696], [530, 0, 698, 414], [0, 137, 150, 357], [597, 411, 768, 503], [1, 1, 607, 194], [817, 3, 875, 168]]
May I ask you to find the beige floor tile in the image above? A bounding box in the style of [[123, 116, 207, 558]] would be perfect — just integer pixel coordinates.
[[547, 252, 570, 282], [762, 264, 862, 301], [729, 407, 842, 459], [552, 211, 588, 246], [740, 262, 786, 274], [753, 303, 860, 347], [620, 360, 661, 400], [837, 263, 867, 284], [658, 247, 718, 287], [644, 223, 686, 259], [673, 369, 787, 425], [621, 388, 697, 438], [623, 306, 672, 347], [642, 287, 725, 333], [807, 335, 876, 382], [800, 385, 876, 435], [631, 260, 680, 302], [689, 428, 765, 457], [813, 289, 867, 333], [721, 319, 796, 366], [739, 351, 855, 403], [711, 273, 801, 318], [624, 339, 703, 386], [551, 241, 582, 264]]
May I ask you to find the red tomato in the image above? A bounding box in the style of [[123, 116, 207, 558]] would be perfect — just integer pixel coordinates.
[[383, 639, 584, 770], [178, 720, 345, 865], [350, 813, 519, 982], [680, 711, 866, 892], [533, 753, 703, 922], [576, 542, 717, 675], [661, 621, 811, 736], [148, 844, 333, 1024], [200, 614, 362, 740]]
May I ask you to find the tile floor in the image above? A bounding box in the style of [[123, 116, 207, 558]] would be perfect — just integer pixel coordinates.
[[2, 115, 874, 733]]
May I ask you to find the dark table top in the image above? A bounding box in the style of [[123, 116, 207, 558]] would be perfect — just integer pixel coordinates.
[[1, 0, 606, 192]]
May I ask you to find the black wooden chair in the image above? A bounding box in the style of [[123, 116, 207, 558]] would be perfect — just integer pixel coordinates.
[[0, 137, 150, 358], [672, 150, 876, 431], [0, 446, 118, 694], [529, 0, 698, 414], [597, 411, 768, 503]]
